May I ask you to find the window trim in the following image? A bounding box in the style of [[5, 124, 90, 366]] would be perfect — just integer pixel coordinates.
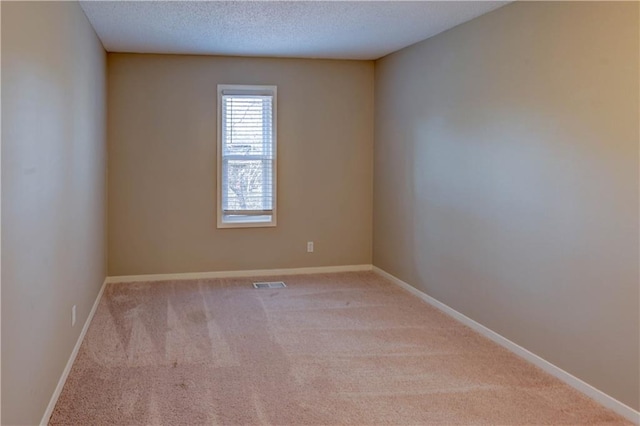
[[217, 84, 278, 229]]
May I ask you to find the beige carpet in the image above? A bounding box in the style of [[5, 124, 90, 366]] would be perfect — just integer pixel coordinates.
[[50, 272, 630, 425]]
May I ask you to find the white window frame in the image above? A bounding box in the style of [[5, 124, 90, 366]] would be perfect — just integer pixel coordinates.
[[217, 84, 277, 228]]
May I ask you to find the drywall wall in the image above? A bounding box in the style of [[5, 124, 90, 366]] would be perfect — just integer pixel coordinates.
[[374, 1, 639, 410], [108, 54, 373, 275], [1, 2, 107, 424]]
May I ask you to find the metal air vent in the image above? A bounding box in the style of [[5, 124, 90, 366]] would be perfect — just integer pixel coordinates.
[[253, 281, 287, 289]]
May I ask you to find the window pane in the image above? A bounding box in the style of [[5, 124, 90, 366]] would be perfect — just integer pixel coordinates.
[[222, 159, 273, 212], [223, 96, 273, 158]]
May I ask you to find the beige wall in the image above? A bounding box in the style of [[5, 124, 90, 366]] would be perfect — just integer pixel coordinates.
[[374, 1, 639, 410], [108, 54, 373, 276], [1, 2, 107, 424]]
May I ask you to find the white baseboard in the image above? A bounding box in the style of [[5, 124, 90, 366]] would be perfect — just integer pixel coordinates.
[[40, 278, 108, 426], [106, 264, 373, 284], [372, 266, 640, 425]]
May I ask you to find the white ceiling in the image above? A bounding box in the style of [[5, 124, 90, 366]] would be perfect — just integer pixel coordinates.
[[79, 1, 509, 60]]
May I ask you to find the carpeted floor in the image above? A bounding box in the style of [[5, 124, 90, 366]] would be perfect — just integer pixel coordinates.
[[50, 271, 631, 425]]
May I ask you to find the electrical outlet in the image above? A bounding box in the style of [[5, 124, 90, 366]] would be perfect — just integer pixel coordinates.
[[307, 241, 314, 253], [72, 305, 77, 327]]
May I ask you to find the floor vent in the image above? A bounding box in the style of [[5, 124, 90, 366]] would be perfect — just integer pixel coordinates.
[[253, 281, 287, 289]]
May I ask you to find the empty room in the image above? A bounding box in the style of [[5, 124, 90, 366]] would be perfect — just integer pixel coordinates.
[[2, 0, 639, 424]]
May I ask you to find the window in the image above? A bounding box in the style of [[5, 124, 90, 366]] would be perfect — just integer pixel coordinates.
[[217, 85, 277, 228]]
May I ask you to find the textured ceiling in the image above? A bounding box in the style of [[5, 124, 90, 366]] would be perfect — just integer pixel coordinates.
[[79, 1, 509, 60]]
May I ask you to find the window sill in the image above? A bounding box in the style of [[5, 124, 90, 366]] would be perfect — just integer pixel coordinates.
[[217, 214, 276, 229]]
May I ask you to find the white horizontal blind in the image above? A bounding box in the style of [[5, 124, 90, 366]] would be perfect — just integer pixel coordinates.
[[221, 94, 274, 217]]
